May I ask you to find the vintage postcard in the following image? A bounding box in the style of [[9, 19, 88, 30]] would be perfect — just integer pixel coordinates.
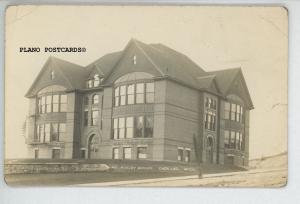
[[4, 5, 288, 187]]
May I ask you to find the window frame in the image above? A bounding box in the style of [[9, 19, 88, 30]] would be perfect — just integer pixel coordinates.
[[177, 148, 184, 162], [185, 149, 191, 162], [112, 147, 119, 159], [123, 147, 132, 160], [137, 147, 147, 160], [204, 110, 216, 131], [112, 115, 154, 140], [113, 81, 155, 107], [91, 108, 99, 126], [224, 101, 244, 123]]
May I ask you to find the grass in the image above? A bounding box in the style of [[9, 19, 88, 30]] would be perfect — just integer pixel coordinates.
[[4, 171, 195, 187]]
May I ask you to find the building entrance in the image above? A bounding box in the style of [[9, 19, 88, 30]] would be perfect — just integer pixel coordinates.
[[88, 134, 99, 159]]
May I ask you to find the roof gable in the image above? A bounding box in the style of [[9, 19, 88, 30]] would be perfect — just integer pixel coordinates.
[[86, 51, 123, 78], [196, 75, 220, 95], [208, 68, 240, 94], [103, 39, 164, 83], [25, 57, 86, 97], [226, 70, 254, 109]]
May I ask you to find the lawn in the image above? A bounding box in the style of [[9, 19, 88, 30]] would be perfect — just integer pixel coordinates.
[[4, 171, 195, 187]]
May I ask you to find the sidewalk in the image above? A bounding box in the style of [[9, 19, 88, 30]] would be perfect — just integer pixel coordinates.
[[74, 167, 286, 187]]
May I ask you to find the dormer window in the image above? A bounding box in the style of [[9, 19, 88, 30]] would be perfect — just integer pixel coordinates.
[[94, 74, 100, 87], [50, 71, 55, 80], [87, 74, 103, 88], [87, 79, 93, 88]]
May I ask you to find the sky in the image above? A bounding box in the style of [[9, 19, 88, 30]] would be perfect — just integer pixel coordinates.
[[5, 6, 287, 159]]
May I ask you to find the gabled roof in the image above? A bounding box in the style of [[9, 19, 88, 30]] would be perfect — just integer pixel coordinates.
[[26, 39, 253, 109], [196, 75, 217, 89], [134, 40, 207, 87], [25, 56, 87, 97], [86, 39, 207, 88], [208, 68, 254, 109], [51, 57, 88, 89], [86, 51, 123, 78], [208, 68, 241, 95]]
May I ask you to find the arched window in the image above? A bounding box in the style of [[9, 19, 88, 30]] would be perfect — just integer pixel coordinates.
[[113, 72, 155, 106], [37, 85, 67, 114], [92, 94, 99, 104]]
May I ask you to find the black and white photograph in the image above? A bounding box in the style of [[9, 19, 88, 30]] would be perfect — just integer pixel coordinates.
[[4, 5, 287, 187]]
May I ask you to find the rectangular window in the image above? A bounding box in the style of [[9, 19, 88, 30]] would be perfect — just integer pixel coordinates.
[[240, 106, 244, 123], [206, 97, 217, 109], [205, 110, 216, 131], [52, 95, 59, 112], [40, 124, 45, 142], [84, 110, 88, 126], [240, 133, 244, 150], [44, 123, 51, 142], [52, 149, 60, 159], [146, 82, 154, 103], [178, 148, 184, 161], [60, 94, 67, 112], [59, 123, 66, 140], [208, 98, 212, 108], [137, 147, 147, 159], [113, 118, 119, 139], [236, 132, 240, 150], [144, 116, 154, 138], [135, 116, 144, 138], [224, 102, 230, 119], [224, 130, 230, 148], [204, 113, 208, 129], [136, 83, 145, 104], [41, 96, 46, 113], [127, 84, 135, 105], [231, 104, 237, 121], [212, 113, 216, 131], [113, 148, 119, 159], [46, 95, 52, 113], [114, 87, 120, 107], [123, 147, 132, 159], [38, 98, 42, 114], [51, 123, 59, 142], [87, 80, 93, 88], [185, 150, 191, 162], [126, 117, 134, 138], [230, 131, 236, 149], [236, 105, 241, 122], [120, 85, 126, 106], [212, 99, 217, 109], [207, 114, 211, 130], [119, 117, 125, 139], [91, 109, 99, 126]]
